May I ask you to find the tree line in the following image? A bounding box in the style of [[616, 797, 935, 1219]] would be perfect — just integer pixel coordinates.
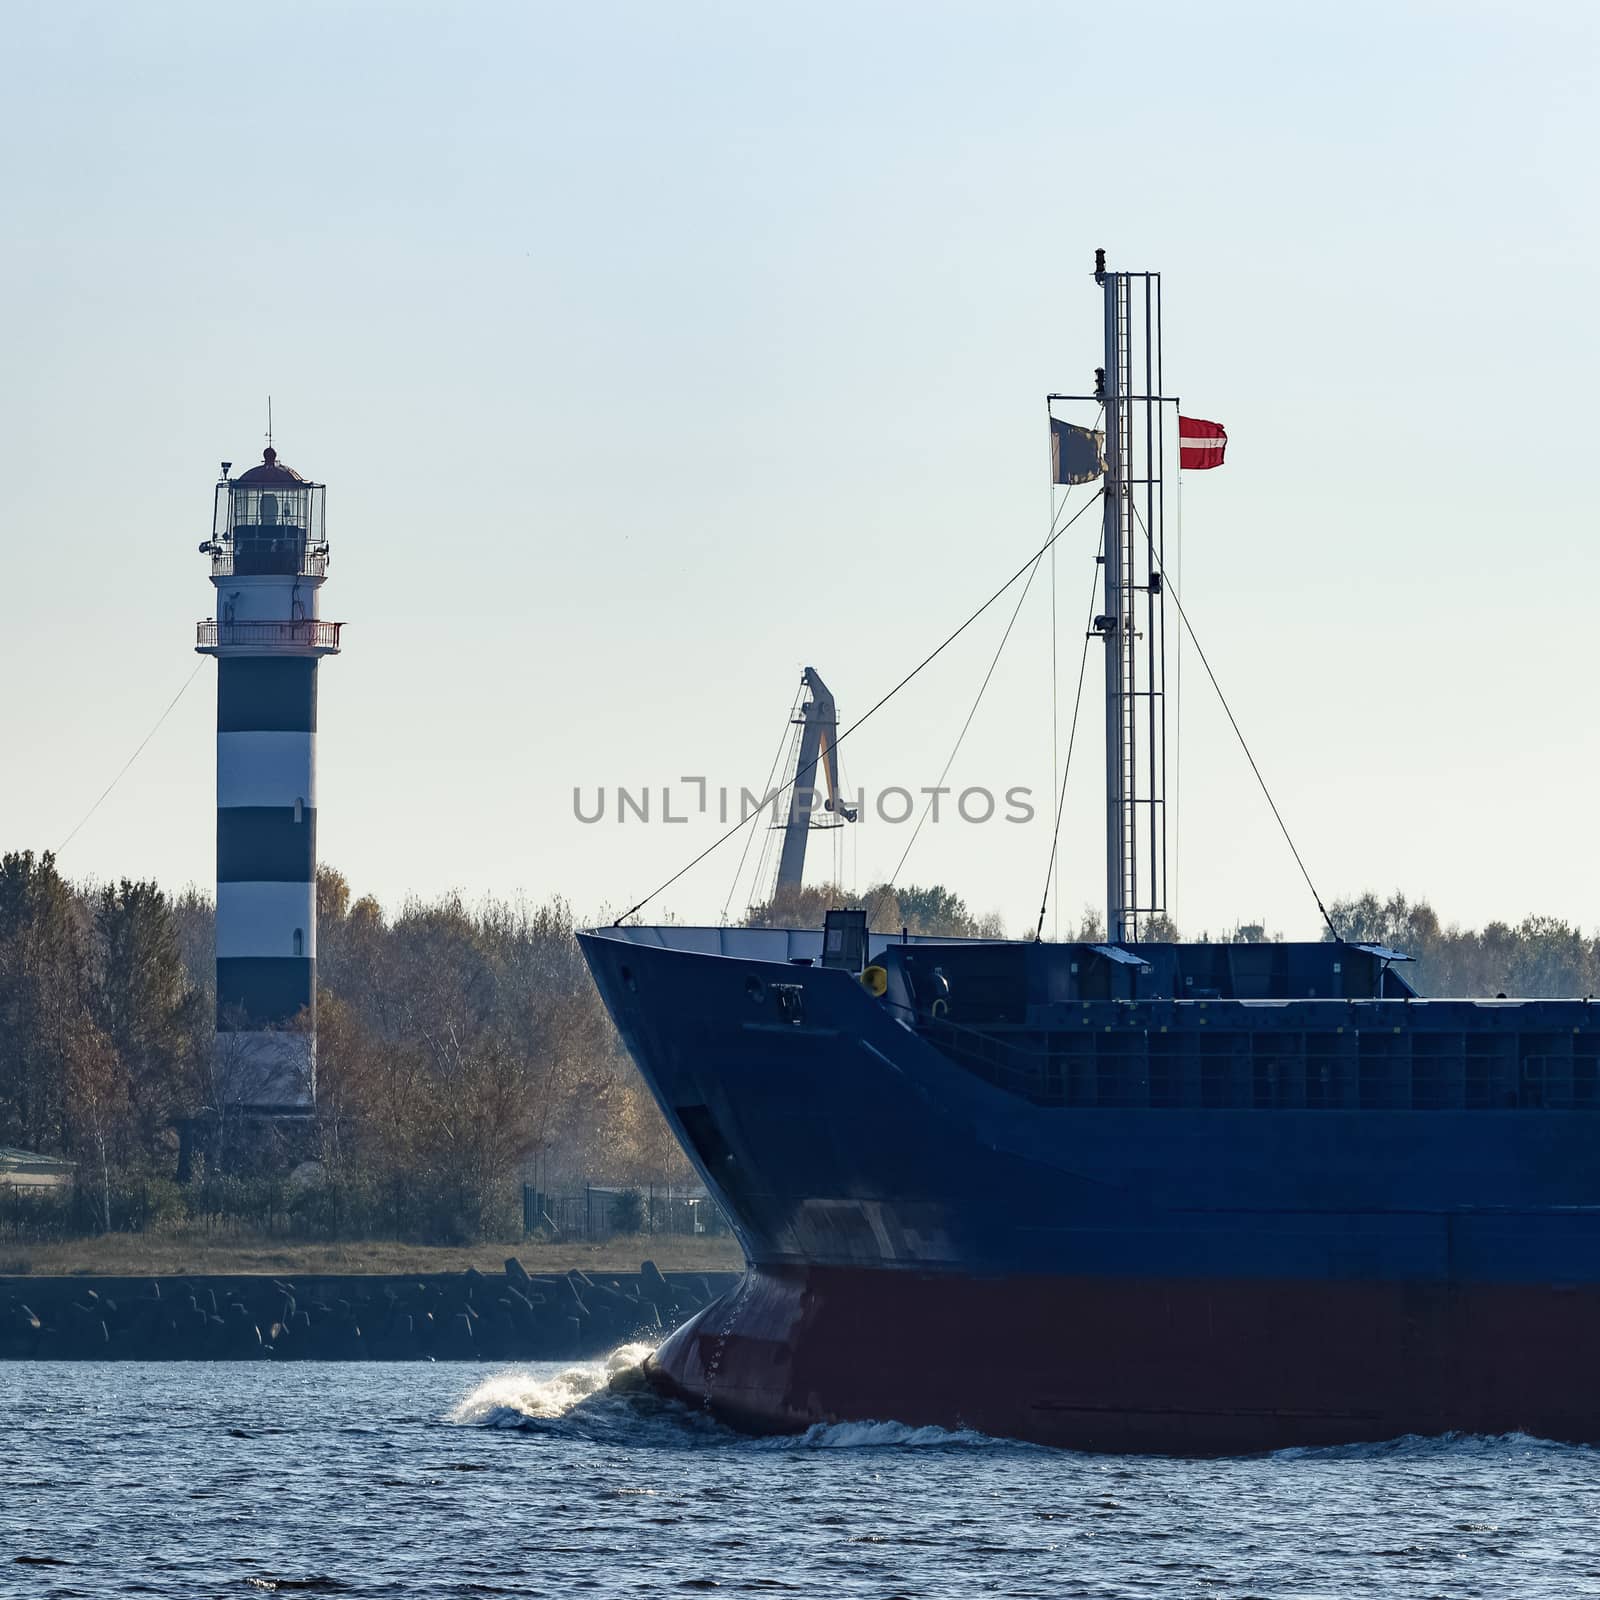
[[1125, 890, 1600, 998], [0, 852, 694, 1242], [1320, 891, 1600, 999], [748, 880, 1006, 937]]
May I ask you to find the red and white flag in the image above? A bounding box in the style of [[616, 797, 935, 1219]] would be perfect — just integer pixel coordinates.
[[1179, 415, 1227, 471]]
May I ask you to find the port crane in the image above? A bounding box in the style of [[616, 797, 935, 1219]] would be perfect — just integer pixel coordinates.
[[772, 667, 856, 895]]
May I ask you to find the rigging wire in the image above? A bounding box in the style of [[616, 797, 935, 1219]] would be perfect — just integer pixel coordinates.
[[833, 738, 853, 891], [1129, 498, 1342, 943], [1033, 532, 1105, 940], [1049, 408, 1061, 942], [1173, 467, 1182, 928], [870, 518, 1055, 917], [614, 489, 1106, 926], [851, 790, 859, 897], [1045, 403, 1105, 939], [751, 717, 804, 906], [55, 663, 205, 856], [1049, 520, 1059, 940]]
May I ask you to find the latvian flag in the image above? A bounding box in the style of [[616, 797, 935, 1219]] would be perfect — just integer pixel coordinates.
[[1179, 416, 1227, 470]]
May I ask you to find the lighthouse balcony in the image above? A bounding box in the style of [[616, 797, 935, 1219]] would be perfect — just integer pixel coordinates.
[[209, 542, 329, 579], [196, 619, 343, 656]]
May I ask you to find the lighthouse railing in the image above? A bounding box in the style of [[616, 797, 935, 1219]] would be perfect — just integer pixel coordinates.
[[196, 619, 343, 653], [210, 546, 329, 579]]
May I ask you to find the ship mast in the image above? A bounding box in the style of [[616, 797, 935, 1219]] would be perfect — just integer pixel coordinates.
[[1096, 251, 1169, 943]]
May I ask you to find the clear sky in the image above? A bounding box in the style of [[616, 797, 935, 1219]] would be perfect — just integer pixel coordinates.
[[3, 0, 1596, 939]]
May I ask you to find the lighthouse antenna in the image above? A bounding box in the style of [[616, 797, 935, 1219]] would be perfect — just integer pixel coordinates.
[[266, 396, 273, 450]]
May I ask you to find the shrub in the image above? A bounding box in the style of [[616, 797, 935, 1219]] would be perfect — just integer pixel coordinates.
[[610, 1188, 646, 1235]]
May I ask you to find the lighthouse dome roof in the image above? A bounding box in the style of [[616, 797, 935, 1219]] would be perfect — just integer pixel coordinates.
[[234, 447, 310, 487]]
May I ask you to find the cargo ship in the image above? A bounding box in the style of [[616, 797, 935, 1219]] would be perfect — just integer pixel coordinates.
[[578, 255, 1600, 1452]]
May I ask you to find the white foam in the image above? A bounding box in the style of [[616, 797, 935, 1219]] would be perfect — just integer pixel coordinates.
[[447, 1352, 1022, 1449], [760, 1418, 1003, 1450], [446, 1342, 658, 1429]]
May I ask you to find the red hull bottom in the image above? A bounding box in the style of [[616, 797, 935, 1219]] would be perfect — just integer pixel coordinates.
[[643, 1265, 1600, 1453]]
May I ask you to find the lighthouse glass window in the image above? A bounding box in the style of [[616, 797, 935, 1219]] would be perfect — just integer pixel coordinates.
[[230, 485, 313, 534], [222, 484, 326, 576]]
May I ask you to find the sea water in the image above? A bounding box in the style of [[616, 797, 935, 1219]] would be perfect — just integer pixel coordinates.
[[3, 1350, 1599, 1598]]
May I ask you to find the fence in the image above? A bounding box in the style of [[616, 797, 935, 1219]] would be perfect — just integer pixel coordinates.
[[0, 1177, 725, 1245], [522, 1184, 725, 1240], [1, 1181, 172, 1242]]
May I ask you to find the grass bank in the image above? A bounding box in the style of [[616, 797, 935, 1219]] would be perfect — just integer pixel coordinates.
[[0, 1231, 746, 1279]]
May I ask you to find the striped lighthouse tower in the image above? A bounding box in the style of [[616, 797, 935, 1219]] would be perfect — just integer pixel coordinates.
[[197, 445, 341, 1111]]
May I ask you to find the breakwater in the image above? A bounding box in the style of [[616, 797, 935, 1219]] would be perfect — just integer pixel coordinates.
[[0, 1259, 741, 1361]]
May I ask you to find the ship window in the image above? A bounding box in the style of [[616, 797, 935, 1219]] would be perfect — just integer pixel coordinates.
[[293, 928, 303, 957]]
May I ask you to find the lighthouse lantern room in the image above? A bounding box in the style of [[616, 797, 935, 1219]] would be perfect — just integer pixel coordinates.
[[197, 446, 342, 1111]]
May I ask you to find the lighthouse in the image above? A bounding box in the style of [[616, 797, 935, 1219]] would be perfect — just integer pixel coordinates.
[[196, 446, 341, 1111]]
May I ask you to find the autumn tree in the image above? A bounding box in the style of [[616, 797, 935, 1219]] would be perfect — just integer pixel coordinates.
[[746, 881, 856, 930], [89, 879, 199, 1162], [749, 880, 1005, 938], [0, 851, 87, 1153], [64, 1017, 129, 1230]]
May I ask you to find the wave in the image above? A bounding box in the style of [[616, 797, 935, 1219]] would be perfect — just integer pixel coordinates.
[[446, 1346, 1017, 1451], [447, 1342, 660, 1430], [446, 1343, 734, 1447], [751, 1428, 1600, 1464], [1269, 1430, 1594, 1462], [756, 1419, 1015, 1450]]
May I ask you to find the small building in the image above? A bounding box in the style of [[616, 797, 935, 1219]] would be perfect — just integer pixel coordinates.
[[0, 1147, 75, 1191]]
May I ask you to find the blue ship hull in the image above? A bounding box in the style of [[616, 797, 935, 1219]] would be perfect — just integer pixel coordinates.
[[580, 927, 1600, 1450]]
